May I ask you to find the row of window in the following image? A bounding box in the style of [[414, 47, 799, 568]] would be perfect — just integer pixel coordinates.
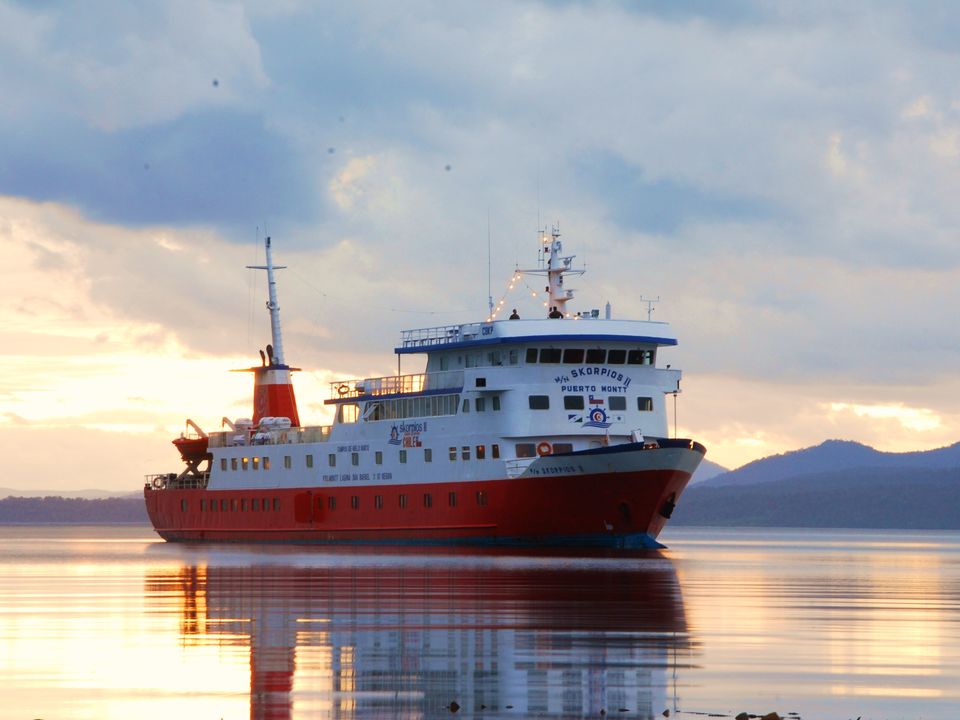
[[181, 492, 490, 513], [525, 348, 655, 365], [220, 444, 503, 473], [529, 395, 654, 411], [363, 393, 461, 422]]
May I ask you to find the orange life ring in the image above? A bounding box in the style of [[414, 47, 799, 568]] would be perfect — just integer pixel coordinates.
[[337, 383, 349, 396], [536, 441, 552, 457]]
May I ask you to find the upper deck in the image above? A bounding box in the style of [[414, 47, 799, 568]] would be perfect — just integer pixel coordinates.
[[396, 317, 677, 355]]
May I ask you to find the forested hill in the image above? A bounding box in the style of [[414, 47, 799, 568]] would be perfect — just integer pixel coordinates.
[[0, 496, 149, 524], [672, 466, 960, 529]]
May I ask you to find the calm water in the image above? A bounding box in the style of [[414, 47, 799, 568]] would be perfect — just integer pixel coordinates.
[[0, 527, 958, 720]]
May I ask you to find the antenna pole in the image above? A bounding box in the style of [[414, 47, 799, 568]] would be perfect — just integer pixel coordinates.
[[246, 236, 289, 366], [487, 209, 494, 317]]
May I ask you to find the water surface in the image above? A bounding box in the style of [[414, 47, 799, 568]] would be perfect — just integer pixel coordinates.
[[0, 526, 957, 719]]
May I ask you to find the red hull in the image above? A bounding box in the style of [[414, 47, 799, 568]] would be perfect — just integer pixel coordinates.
[[144, 465, 692, 548]]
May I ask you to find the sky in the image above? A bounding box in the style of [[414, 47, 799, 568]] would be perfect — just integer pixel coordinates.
[[3, 0, 960, 492]]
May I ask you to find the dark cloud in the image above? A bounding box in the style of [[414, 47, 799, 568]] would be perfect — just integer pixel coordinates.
[[0, 109, 321, 239]]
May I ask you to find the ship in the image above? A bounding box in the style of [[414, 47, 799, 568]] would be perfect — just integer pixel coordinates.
[[144, 229, 705, 548]]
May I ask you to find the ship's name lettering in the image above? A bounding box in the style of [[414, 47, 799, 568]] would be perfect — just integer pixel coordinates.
[[561, 385, 596, 393], [528, 464, 580, 476], [398, 421, 426, 434], [337, 444, 370, 452], [554, 367, 632, 387]]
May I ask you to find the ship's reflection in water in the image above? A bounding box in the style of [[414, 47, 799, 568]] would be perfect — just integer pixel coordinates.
[[146, 548, 692, 719]]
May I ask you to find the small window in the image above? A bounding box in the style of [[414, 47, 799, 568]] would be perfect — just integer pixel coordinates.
[[586, 348, 606, 364], [515, 443, 536, 458], [627, 349, 645, 365], [263, 497, 270, 511], [284, 455, 292, 469], [399, 449, 407, 464], [328, 454, 336, 467], [374, 495, 383, 509], [180, 499, 188, 512], [220, 458, 227, 471], [529, 395, 550, 410], [476, 376, 487, 387], [563, 348, 584, 364], [424, 448, 432, 462], [252, 498, 260, 511], [263, 457, 271, 471], [351, 495, 360, 510], [492, 444, 500, 459], [607, 349, 626, 364], [423, 493, 433, 508], [508, 349, 519, 364], [328, 496, 336, 510], [461, 446, 471, 461], [492, 396, 501, 411], [273, 498, 280, 511], [306, 454, 314, 468], [564, 395, 585, 410], [539, 348, 562, 363], [231, 499, 237, 511], [462, 399, 470, 413], [476, 444, 486, 460], [399, 494, 408, 508], [241, 499, 248, 511], [231, 458, 238, 471], [476, 491, 488, 506], [241, 457, 249, 471], [525, 348, 538, 363], [209, 499, 217, 512], [375, 451, 383, 465], [200, 499, 206, 512], [638, 396, 654, 412], [351, 452, 359, 466], [221, 499, 229, 511], [609, 396, 627, 411], [449, 446, 457, 461], [252, 457, 260, 471], [448, 492, 457, 507], [552, 443, 573, 454], [475, 397, 486, 412]]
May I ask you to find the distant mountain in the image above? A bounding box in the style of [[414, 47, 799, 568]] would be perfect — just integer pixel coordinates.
[[0, 487, 138, 500], [0, 496, 149, 524], [689, 457, 728, 484], [702, 439, 960, 487], [671, 466, 960, 529]]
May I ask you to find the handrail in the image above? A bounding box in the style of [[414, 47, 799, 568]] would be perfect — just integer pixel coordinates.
[[399, 323, 486, 348], [329, 370, 464, 401]]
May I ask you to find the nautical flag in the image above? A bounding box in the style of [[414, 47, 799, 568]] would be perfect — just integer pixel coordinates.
[[589, 394, 604, 405]]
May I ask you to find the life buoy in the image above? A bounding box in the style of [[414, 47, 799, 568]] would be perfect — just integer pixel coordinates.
[[152, 476, 166, 489], [536, 441, 552, 457], [337, 383, 349, 396]]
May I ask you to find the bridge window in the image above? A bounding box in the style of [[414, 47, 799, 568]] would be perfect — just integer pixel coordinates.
[[508, 349, 519, 364], [609, 396, 627, 411], [529, 395, 550, 410], [539, 348, 562, 363], [586, 348, 606, 363], [563, 348, 584, 364], [492, 395, 501, 411], [638, 397, 654, 411], [564, 395, 585, 410], [475, 397, 486, 412], [607, 349, 626, 364], [515, 443, 536, 458], [462, 399, 470, 413], [525, 348, 538, 363]]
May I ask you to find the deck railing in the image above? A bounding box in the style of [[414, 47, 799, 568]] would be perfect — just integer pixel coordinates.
[[399, 323, 486, 349], [330, 370, 464, 400], [208, 424, 332, 449]]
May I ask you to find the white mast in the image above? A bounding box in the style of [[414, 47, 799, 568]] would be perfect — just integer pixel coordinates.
[[247, 236, 288, 366], [519, 226, 584, 317]]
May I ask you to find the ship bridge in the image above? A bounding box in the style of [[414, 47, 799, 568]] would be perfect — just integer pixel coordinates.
[[396, 318, 678, 355]]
